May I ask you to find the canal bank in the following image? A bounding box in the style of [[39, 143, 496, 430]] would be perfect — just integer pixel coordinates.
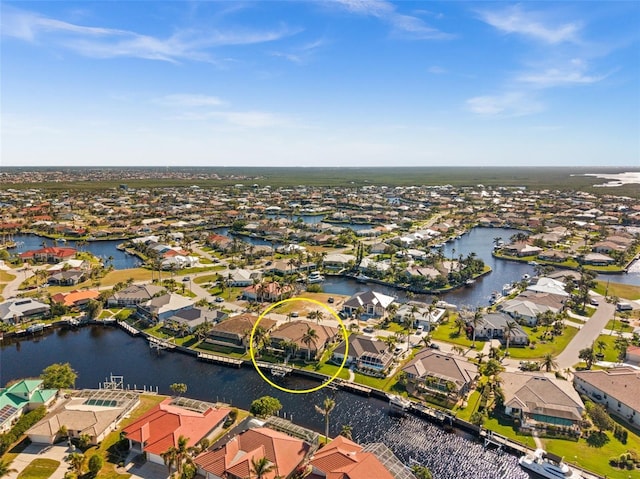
[[1, 325, 530, 479]]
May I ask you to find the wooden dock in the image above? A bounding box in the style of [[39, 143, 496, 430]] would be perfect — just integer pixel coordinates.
[[335, 379, 371, 396], [148, 336, 176, 352], [255, 361, 293, 376], [117, 322, 140, 336], [197, 352, 243, 367]]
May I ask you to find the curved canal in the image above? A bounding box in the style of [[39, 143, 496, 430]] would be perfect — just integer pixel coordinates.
[[0, 326, 528, 479]]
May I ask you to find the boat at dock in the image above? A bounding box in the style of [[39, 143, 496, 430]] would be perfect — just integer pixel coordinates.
[[307, 271, 325, 283], [356, 273, 370, 283], [387, 394, 412, 415], [518, 449, 583, 479]]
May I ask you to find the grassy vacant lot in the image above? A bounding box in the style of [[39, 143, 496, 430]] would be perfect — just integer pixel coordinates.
[[593, 334, 627, 362], [16, 459, 60, 479], [594, 281, 640, 301], [0, 270, 16, 282], [430, 319, 477, 350], [506, 325, 579, 360], [543, 426, 640, 479]]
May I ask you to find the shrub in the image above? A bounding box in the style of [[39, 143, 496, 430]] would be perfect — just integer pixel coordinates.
[[88, 455, 104, 476]]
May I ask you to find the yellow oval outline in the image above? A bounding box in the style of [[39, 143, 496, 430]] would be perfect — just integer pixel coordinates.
[[249, 297, 349, 394]]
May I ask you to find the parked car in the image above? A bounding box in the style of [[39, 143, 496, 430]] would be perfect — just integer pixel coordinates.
[[291, 311, 299, 318], [327, 297, 335, 304], [214, 296, 224, 303], [415, 325, 424, 335], [428, 343, 440, 350], [590, 297, 599, 306], [617, 302, 633, 311], [393, 346, 404, 355], [363, 326, 375, 333]]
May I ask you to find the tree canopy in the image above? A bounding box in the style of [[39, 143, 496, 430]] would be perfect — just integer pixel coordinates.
[[250, 396, 282, 418], [41, 362, 77, 389]]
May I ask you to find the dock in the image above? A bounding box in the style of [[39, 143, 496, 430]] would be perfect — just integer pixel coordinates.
[[409, 402, 455, 425], [255, 361, 293, 377], [334, 379, 371, 396], [117, 322, 140, 336], [197, 352, 243, 367], [148, 336, 176, 352]]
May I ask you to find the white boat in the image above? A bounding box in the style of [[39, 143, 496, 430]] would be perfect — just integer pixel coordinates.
[[356, 273, 370, 283], [528, 260, 539, 266], [522, 273, 531, 281], [307, 271, 325, 283], [387, 394, 411, 414], [518, 449, 583, 479]]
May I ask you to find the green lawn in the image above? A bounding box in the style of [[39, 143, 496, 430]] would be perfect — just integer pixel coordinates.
[[483, 414, 537, 449], [506, 325, 579, 360], [431, 320, 478, 350], [0, 270, 16, 282], [606, 320, 633, 333], [593, 334, 627, 362], [16, 459, 60, 479], [193, 274, 220, 285], [543, 427, 640, 479]]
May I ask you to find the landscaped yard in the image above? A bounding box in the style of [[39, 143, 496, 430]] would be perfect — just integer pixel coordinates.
[[16, 459, 60, 479], [606, 320, 633, 333], [505, 325, 579, 360], [543, 426, 640, 479], [0, 270, 16, 282], [593, 334, 628, 363]]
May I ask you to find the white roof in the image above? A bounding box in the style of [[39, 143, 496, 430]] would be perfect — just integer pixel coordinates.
[[526, 277, 569, 297]]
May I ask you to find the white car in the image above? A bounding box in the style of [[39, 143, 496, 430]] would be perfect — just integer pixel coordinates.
[[415, 326, 424, 335]]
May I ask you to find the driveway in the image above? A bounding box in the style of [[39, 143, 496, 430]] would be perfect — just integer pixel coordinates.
[[5, 443, 72, 479], [556, 301, 615, 370]]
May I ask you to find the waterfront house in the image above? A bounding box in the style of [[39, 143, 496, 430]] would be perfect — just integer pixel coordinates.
[[526, 277, 569, 297], [332, 334, 394, 374], [206, 314, 276, 351], [503, 242, 542, 257], [309, 434, 416, 479], [106, 284, 165, 307], [581, 252, 615, 266], [468, 312, 529, 345], [501, 372, 584, 433], [0, 379, 57, 433], [26, 390, 139, 445], [163, 307, 228, 335], [402, 350, 478, 405], [51, 289, 100, 309], [499, 299, 560, 326], [322, 253, 356, 270], [270, 320, 340, 360], [625, 345, 640, 364], [394, 301, 445, 329], [19, 246, 77, 263], [573, 367, 640, 427], [194, 426, 311, 479], [342, 290, 395, 319], [136, 293, 195, 323], [537, 249, 572, 263], [241, 282, 294, 302], [122, 398, 230, 466], [0, 298, 50, 324]]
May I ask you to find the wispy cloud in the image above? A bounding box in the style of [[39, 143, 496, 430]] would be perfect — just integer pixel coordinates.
[[516, 59, 609, 87], [427, 65, 447, 74], [332, 0, 453, 40], [1, 6, 297, 63], [270, 37, 327, 64], [477, 4, 582, 44], [154, 94, 225, 107], [466, 91, 543, 117]]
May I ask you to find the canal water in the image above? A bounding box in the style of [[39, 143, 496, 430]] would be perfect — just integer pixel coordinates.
[[11, 234, 140, 270], [0, 326, 527, 479]]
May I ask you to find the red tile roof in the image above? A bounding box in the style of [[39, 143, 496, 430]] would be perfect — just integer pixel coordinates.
[[310, 436, 394, 479], [195, 427, 309, 479], [51, 290, 100, 307], [122, 399, 230, 455]]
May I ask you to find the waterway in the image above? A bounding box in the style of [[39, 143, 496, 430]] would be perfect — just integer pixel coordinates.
[[0, 326, 527, 479], [11, 234, 140, 270]]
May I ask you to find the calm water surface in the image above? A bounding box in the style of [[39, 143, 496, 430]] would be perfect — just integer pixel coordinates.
[[0, 327, 527, 479]]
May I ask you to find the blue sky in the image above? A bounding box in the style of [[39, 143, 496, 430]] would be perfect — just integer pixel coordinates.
[[1, 1, 639, 167]]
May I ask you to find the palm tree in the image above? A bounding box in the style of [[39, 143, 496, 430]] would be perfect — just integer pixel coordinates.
[[340, 424, 353, 440], [470, 309, 482, 347], [301, 327, 319, 361], [540, 353, 558, 372], [174, 435, 190, 475], [607, 295, 619, 335], [66, 452, 86, 475], [0, 459, 17, 478], [503, 321, 518, 356], [475, 351, 486, 365], [315, 396, 336, 443], [161, 446, 178, 476], [250, 457, 276, 479]]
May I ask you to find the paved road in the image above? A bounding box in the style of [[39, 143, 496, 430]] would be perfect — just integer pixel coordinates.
[[556, 299, 615, 369]]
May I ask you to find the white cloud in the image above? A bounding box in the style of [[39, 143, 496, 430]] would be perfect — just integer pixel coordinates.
[[427, 65, 447, 74], [466, 92, 543, 117], [517, 59, 608, 87], [154, 94, 225, 108], [332, 0, 452, 40], [1, 6, 297, 63], [270, 37, 327, 64], [477, 5, 581, 44]]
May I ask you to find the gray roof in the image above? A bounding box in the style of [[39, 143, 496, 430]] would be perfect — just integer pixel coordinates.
[[334, 334, 389, 358], [109, 284, 164, 302], [574, 368, 640, 412], [402, 350, 478, 388], [0, 298, 50, 321], [165, 307, 227, 327]]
